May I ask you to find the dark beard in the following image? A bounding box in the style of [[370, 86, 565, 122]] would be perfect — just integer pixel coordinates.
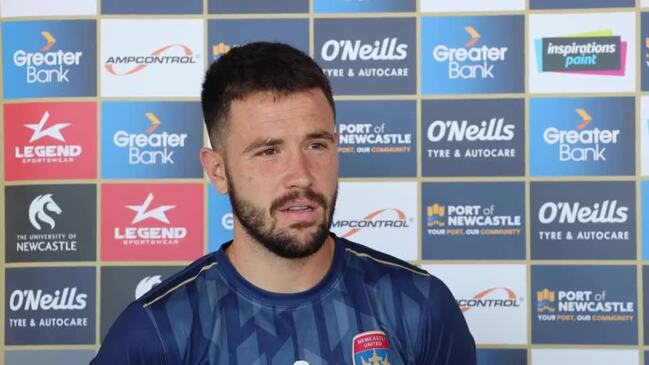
[[227, 177, 337, 259]]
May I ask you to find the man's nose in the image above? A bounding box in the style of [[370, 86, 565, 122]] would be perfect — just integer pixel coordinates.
[[284, 150, 314, 189]]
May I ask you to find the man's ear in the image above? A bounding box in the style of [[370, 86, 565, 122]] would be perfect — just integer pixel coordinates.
[[200, 147, 228, 194]]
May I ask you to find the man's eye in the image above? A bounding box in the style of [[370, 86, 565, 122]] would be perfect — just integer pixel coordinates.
[[258, 147, 278, 156], [309, 142, 327, 150]]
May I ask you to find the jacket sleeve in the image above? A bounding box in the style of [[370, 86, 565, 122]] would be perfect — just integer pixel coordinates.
[[415, 276, 477, 365], [90, 302, 167, 365]]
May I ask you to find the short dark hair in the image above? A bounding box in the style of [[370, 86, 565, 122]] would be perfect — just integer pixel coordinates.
[[201, 42, 335, 149]]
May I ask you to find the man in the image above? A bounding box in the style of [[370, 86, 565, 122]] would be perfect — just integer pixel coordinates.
[[92, 42, 476, 365]]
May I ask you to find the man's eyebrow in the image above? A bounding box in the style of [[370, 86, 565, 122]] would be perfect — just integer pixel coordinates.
[[307, 131, 336, 141], [242, 137, 283, 154]]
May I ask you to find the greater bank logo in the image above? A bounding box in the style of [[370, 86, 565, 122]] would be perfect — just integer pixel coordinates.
[[5, 267, 95, 345], [104, 44, 198, 76], [208, 187, 234, 252], [336, 100, 416, 177], [531, 181, 636, 260], [530, 97, 634, 176], [422, 16, 524, 94], [102, 101, 203, 178], [2, 20, 96, 98], [458, 287, 523, 314], [4, 102, 97, 181], [101, 184, 203, 261], [422, 99, 524, 177], [315, 18, 415, 94], [532, 265, 637, 344], [422, 183, 525, 260], [535, 29, 626, 76]]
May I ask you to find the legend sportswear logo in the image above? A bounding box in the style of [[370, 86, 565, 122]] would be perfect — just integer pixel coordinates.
[[25, 111, 70, 142], [126, 193, 174, 224]]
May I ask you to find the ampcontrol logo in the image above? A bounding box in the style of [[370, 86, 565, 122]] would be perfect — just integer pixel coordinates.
[[104, 44, 199, 76], [112, 112, 188, 165], [458, 287, 523, 313], [337, 122, 412, 154], [28, 194, 62, 230], [320, 37, 410, 78], [432, 26, 509, 79], [15, 111, 82, 164], [536, 30, 625, 75], [8, 287, 89, 328], [536, 288, 634, 323], [135, 275, 162, 299], [426, 203, 521, 237], [12, 31, 83, 84], [543, 108, 620, 162], [537, 200, 629, 241], [426, 117, 516, 159], [332, 208, 412, 238], [114, 193, 187, 245]]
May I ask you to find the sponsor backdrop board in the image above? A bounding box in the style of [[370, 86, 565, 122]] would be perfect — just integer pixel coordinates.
[[531, 265, 637, 344], [1, 1, 648, 364], [423, 264, 528, 345], [529, 12, 636, 93], [336, 100, 417, 177]]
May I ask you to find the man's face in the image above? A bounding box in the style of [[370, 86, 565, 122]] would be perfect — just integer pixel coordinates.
[[216, 88, 338, 258]]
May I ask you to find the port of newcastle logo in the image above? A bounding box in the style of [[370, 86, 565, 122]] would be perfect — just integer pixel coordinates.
[[535, 288, 634, 323], [104, 44, 198, 76], [535, 29, 626, 75]]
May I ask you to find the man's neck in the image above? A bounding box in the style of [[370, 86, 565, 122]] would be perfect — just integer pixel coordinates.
[[226, 228, 336, 294]]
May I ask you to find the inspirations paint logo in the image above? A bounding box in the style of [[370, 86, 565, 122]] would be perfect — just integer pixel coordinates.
[[315, 18, 416, 95], [422, 182, 525, 260], [336, 100, 416, 177], [208, 19, 309, 62], [422, 16, 524, 94], [2, 20, 96, 98], [5, 185, 96, 263], [4, 102, 96, 181], [332, 182, 417, 261], [101, 184, 203, 261], [532, 265, 637, 344], [101, 102, 203, 179], [100, 19, 203, 97], [422, 99, 524, 177], [531, 181, 635, 260], [423, 264, 527, 344], [5, 267, 95, 345], [530, 97, 634, 176], [535, 29, 626, 76]]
